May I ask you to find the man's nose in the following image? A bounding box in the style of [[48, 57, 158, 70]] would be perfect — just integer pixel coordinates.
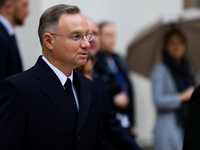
[[80, 36, 91, 49]]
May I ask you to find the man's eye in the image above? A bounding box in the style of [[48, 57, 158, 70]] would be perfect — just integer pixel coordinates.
[[73, 34, 82, 40]]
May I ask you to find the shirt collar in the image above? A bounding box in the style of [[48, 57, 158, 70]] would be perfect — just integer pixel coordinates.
[[42, 55, 73, 86], [0, 15, 14, 36]]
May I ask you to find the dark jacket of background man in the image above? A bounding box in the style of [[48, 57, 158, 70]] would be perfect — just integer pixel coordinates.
[[94, 51, 134, 126], [93, 71, 140, 150], [0, 21, 22, 81], [0, 0, 30, 82]]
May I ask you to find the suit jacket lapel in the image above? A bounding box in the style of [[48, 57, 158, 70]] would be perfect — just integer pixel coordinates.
[[35, 57, 76, 130], [74, 72, 91, 134]]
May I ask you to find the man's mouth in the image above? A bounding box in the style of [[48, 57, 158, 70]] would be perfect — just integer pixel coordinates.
[[78, 52, 88, 57]]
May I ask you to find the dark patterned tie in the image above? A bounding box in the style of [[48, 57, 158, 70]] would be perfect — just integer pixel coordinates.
[[64, 78, 78, 127]]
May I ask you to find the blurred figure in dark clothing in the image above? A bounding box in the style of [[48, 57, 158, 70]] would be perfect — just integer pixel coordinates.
[[0, 0, 30, 82], [85, 18, 140, 150], [94, 22, 135, 135]]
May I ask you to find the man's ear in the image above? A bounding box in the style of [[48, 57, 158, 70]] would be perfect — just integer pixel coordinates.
[[43, 33, 54, 50], [5, 0, 14, 15]]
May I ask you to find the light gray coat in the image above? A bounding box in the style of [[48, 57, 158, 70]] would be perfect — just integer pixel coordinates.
[[151, 62, 183, 150]]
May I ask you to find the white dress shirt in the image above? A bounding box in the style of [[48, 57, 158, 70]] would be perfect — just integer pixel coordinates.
[[42, 56, 79, 111], [0, 15, 14, 36]]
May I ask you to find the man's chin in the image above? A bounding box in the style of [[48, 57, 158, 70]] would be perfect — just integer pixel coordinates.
[[76, 59, 87, 67]]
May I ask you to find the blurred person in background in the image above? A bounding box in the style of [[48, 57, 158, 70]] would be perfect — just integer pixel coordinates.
[[86, 19, 100, 56], [0, 0, 30, 82], [151, 29, 195, 150], [94, 22, 135, 136], [86, 18, 141, 150]]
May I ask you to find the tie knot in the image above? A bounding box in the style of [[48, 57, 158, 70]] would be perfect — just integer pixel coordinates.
[[64, 78, 72, 89]]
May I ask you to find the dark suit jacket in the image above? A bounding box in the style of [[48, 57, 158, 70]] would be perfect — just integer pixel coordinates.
[[94, 51, 134, 126], [183, 85, 200, 150], [0, 22, 23, 82], [93, 71, 141, 150], [0, 56, 106, 150]]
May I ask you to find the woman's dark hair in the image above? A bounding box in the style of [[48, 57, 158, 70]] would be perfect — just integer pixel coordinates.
[[162, 28, 187, 53]]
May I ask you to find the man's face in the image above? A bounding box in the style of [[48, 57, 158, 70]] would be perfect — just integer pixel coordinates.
[[100, 24, 116, 54], [13, 0, 30, 25], [86, 19, 100, 56], [51, 13, 90, 69]]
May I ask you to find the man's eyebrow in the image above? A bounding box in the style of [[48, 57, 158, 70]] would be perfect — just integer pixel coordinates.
[[69, 30, 89, 35]]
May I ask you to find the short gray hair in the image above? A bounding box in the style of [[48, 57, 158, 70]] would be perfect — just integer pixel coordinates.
[[38, 4, 80, 45]]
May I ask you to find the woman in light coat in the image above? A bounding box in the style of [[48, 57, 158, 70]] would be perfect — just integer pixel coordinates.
[[151, 29, 195, 150]]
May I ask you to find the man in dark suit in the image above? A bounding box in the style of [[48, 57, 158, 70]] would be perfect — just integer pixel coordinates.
[[0, 0, 30, 82], [183, 85, 200, 150], [0, 4, 106, 150], [94, 22, 135, 136], [87, 18, 141, 150]]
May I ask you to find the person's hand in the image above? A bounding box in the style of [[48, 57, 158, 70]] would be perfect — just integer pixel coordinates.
[[179, 86, 195, 102], [113, 92, 129, 108], [130, 126, 137, 137]]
